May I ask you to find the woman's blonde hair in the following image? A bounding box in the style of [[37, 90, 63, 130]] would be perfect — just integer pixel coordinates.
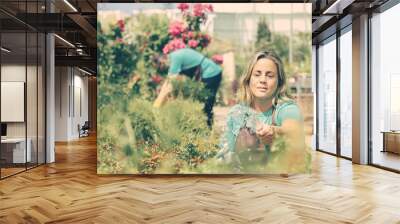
[[238, 50, 292, 107]]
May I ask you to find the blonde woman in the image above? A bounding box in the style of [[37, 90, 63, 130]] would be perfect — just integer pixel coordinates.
[[217, 50, 308, 172]]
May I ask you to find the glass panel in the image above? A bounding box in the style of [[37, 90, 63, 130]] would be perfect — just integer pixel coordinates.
[[38, 32, 45, 165], [312, 45, 316, 150], [339, 28, 352, 158], [26, 0, 39, 170], [317, 36, 337, 154], [27, 31, 38, 169], [36, 0, 46, 166], [371, 4, 400, 171], [0, 1, 46, 178], [1, 31, 27, 177]]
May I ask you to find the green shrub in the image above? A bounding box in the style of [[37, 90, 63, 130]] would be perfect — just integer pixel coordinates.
[[127, 99, 161, 144], [97, 135, 122, 174], [170, 78, 212, 103], [101, 98, 220, 174], [97, 20, 139, 109]]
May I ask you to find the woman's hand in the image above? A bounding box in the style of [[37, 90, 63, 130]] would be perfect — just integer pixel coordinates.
[[256, 124, 274, 145]]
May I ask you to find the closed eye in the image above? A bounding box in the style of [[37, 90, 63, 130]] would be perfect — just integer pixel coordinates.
[[253, 71, 274, 77]]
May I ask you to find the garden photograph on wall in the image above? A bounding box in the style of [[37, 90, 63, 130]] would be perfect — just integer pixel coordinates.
[[97, 3, 313, 174]]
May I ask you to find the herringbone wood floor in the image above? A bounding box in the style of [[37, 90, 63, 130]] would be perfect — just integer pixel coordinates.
[[1, 135, 400, 224]]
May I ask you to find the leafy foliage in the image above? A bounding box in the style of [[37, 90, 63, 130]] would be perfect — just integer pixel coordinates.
[[255, 16, 271, 48], [97, 4, 222, 174], [124, 98, 219, 174], [128, 99, 161, 144], [97, 20, 139, 109], [170, 77, 212, 103], [292, 32, 312, 74], [133, 14, 170, 80], [97, 137, 122, 174]]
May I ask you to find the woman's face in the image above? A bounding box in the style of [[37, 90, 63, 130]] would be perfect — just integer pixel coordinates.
[[249, 58, 278, 101]]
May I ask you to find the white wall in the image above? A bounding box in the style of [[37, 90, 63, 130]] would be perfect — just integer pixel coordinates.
[[74, 73, 89, 137], [55, 66, 69, 141], [1, 65, 26, 81], [55, 67, 89, 141]]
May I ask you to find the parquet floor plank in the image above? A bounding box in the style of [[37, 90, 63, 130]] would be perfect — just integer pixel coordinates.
[[0, 135, 399, 223]]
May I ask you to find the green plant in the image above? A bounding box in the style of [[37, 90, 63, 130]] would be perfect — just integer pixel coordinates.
[[127, 99, 161, 144], [293, 32, 312, 75], [170, 77, 212, 103], [255, 16, 271, 49], [114, 98, 220, 173], [156, 99, 209, 147], [137, 143, 164, 174], [160, 100, 218, 170], [133, 13, 170, 79], [97, 20, 139, 109], [97, 135, 122, 174]]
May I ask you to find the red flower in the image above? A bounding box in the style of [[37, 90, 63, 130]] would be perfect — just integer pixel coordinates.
[[188, 31, 195, 38], [163, 44, 171, 54], [151, 75, 163, 84], [168, 21, 186, 37], [171, 38, 186, 49], [177, 3, 189, 12], [117, 19, 125, 32], [204, 4, 213, 13], [193, 3, 204, 17], [211, 54, 223, 64], [163, 38, 186, 54], [116, 38, 124, 44], [188, 39, 198, 48]]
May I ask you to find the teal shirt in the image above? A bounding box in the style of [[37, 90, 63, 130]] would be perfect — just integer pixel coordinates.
[[217, 100, 303, 157], [168, 48, 222, 79]]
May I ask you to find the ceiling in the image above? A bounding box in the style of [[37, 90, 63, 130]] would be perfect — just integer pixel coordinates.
[[311, 0, 389, 43], [0, 0, 394, 75]]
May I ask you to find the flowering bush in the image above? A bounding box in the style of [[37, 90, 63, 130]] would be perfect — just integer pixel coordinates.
[[127, 98, 219, 174], [97, 19, 139, 109], [168, 21, 186, 37], [188, 39, 198, 48], [131, 3, 221, 102], [162, 3, 214, 54], [97, 5, 227, 174], [117, 19, 125, 32], [162, 38, 186, 54], [130, 14, 170, 99], [177, 3, 189, 12]]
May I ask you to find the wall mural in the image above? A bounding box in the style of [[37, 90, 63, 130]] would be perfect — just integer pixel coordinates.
[[97, 3, 312, 174]]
